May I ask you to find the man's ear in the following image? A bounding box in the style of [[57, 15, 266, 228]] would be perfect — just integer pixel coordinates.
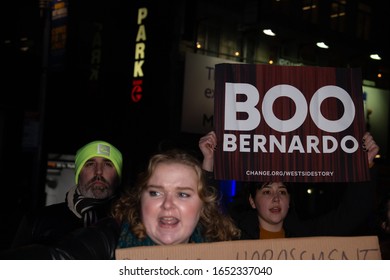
[[249, 195, 256, 209]]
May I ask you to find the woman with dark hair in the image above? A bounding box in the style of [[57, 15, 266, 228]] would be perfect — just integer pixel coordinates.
[[199, 131, 380, 240], [240, 181, 292, 239]]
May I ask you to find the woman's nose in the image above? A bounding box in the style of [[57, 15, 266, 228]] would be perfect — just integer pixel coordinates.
[[162, 194, 174, 209], [272, 193, 280, 202]]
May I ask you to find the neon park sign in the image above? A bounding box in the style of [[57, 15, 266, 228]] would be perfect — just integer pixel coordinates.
[[131, 7, 148, 103]]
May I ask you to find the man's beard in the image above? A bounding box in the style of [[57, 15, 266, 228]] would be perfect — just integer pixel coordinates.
[[78, 175, 114, 199]]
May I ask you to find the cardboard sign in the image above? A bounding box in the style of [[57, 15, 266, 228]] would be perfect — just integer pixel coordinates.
[[115, 236, 381, 260], [214, 63, 369, 182]]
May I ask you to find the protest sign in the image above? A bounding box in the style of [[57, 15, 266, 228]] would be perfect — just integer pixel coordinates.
[[116, 236, 381, 260], [214, 64, 369, 182]]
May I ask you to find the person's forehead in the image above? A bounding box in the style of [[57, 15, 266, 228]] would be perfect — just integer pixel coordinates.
[[261, 182, 287, 188]]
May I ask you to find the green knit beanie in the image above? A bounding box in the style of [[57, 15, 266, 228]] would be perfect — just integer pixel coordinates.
[[74, 140, 123, 184]]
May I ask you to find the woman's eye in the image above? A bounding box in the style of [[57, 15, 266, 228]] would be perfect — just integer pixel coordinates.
[[149, 191, 160, 197], [178, 192, 190, 198]]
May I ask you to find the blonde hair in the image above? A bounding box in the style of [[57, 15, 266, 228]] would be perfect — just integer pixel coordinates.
[[112, 149, 240, 241]]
